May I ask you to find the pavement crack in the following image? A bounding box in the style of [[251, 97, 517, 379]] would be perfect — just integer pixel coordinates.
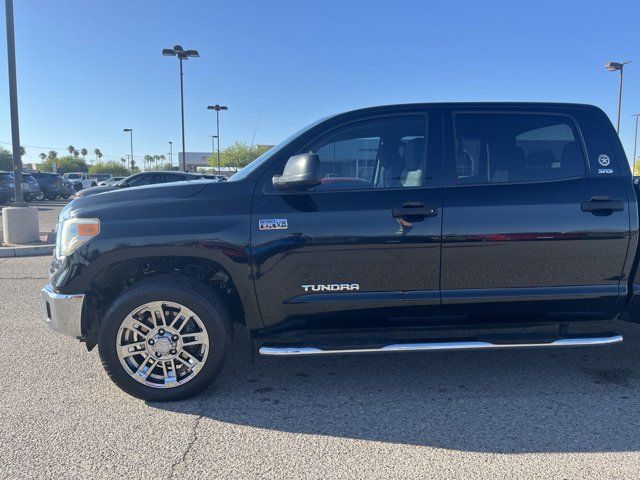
[[167, 411, 204, 479]]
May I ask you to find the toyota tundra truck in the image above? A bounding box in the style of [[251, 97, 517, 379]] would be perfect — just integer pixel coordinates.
[[41, 103, 640, 401]]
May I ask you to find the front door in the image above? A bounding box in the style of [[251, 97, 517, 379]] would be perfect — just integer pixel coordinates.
[[440, 108, 631, 320], [251, 112, 443, 330]]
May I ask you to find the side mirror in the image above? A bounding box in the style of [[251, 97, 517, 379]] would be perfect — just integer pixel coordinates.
[[272, 153, 321, 190]]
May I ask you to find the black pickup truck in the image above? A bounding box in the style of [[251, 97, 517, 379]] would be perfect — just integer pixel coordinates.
[[41, 102, 640, 401]]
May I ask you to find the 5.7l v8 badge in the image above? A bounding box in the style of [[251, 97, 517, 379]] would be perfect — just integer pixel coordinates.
[[259, 218, 288, 231]]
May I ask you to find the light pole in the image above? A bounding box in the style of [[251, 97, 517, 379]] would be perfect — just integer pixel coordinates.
[[163, 45, 199, 171], [605, 61, 631, 134], [210, 134, 217, 162], [207, 105, 228, 173], [633, 113, 639, 177], [123, 128, 133, 171], [5, 0, 23, 206], [168, 141, 173, 169]]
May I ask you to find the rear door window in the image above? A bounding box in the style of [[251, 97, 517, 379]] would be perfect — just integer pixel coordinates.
[[454, 113, 586, 184]]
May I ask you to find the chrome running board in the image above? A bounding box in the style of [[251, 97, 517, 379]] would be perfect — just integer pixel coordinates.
[[259, 334, 623, 356]]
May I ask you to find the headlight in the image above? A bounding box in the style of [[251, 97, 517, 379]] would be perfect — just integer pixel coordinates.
[[57, 218, 100, 257]]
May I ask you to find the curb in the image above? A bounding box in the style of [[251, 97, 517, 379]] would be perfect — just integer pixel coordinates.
[[0, 244, 54, 258]]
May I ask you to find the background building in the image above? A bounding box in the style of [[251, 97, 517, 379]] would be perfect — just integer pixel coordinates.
[[178, 152, 211, 172]]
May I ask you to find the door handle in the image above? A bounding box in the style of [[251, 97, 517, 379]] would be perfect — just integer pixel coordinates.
[[392, 202, 438, 220], [581, 196, 624, 215]]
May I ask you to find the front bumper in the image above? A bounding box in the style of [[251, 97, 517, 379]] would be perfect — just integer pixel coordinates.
[[40, 284, 85, 339]]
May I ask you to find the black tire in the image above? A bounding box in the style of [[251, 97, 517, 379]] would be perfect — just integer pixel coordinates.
[[98, 275, 232, 401], [45, 194, 57, 200]]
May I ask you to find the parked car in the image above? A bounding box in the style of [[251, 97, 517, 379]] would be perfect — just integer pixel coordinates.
[[98, 176, 125, 186], [0, 172, 44, 203], [41, 102, 637, 401], [0, 171, 15, 204], [75, 171, 205, 198], [21, 173, 44, 201], [90, 174, 112, 184], [202, 174, 227, 182], [32, 171, 65, 200], [59, 177, 74, 199], [63, 172, 97, 191]]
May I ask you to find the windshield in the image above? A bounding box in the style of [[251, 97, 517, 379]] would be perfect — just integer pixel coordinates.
[[228, 117, 327, 182], [66, 173, 81, 179]]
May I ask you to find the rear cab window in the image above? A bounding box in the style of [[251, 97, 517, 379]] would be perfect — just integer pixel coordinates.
[[453, 113, 587, 184]]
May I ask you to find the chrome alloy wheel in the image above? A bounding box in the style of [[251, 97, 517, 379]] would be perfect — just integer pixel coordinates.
[[116, 301, 210, 389]]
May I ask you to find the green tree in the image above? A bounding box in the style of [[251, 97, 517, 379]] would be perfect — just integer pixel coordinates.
[[39, 153, 47, 162], [72, 149, 80, 159], [80, 148, 88, 160], [94, 148, 103, 164], [40, 155, 88, 174], [47, 150, 58, 160], [208, 142, 270, 172], [0, 147, 12, 171], [67, 145, 75, 157], [88, 161, 130, 177]]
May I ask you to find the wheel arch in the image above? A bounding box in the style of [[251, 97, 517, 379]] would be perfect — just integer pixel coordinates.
[[82, 254, 258, 350]]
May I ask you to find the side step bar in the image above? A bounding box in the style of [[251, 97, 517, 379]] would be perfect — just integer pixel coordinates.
[[259, 334, 623, 356]]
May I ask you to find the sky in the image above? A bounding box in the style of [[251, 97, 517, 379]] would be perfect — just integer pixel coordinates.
[[0, 0, 638, 166]]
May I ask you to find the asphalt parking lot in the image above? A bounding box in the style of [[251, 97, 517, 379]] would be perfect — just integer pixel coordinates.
[[1, 256, 640, 479], [0, 199, 69, 241]]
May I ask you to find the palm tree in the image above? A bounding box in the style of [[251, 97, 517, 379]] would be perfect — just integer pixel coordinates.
[[39, 153, 46, 161], [94, 148, 102, 164], [72, 149, 79, 159], [153, 155, 161, 170], [47, 150, 57, 160], [67, 145, 75, 157], [159, 154, 166, 168], [80, 148, 88, 160], [144, 154, 153, 171], [120, 158, 126, 168]]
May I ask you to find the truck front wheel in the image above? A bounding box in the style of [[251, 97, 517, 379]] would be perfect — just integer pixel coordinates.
[[98, 275, 232, 401]]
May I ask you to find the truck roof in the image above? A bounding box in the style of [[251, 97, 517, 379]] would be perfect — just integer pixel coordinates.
[[339, 101, 602, 115]]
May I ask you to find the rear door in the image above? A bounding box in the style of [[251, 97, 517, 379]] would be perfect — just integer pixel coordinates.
[[251, 111, 444, 330], [441, 107, 631, 320]]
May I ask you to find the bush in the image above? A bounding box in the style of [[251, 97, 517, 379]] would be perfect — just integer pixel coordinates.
[[89, 161, 131, 177], [40, 156, 88, 174]]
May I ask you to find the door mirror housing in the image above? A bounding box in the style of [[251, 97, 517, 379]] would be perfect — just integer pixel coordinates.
[[272, 153, 321, 190]]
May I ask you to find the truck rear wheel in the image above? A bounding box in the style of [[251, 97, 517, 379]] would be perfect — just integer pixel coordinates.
[[98, 275, 232, 401]]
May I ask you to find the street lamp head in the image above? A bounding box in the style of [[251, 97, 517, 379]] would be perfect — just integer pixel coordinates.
[[123, 128, 132, 132], [184, 50, 199, 58], [173, 45, 184, 52], [162, 48, 176, 56], [606, 61, 631, 71], [207, 105, 228, 111]]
